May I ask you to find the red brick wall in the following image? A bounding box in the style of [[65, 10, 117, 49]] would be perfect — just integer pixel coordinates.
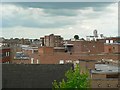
[[0, 48, 11, 63], [39, 52, 118, 64], [104, 44, 120, 53], [81, 41, 104, 54], [67, 41, 104, 54], [23, 49, 33, 55], [39, 47, 54, 55], [12, 59, 31, 64]]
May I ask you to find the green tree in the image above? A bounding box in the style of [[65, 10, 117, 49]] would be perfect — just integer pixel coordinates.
[[74, 35, 79, 40], [52, 65, 90, 89]]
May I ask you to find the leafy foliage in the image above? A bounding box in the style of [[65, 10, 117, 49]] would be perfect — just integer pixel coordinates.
[[74, 35, 79, 40], [52, 65, 90, 89]]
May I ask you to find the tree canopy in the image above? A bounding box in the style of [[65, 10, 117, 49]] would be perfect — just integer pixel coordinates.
[[74, 35, 79, 40], [52, 65, 90, 89]]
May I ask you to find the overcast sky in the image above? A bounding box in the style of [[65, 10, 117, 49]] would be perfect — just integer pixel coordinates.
[[1, 2, 118, 39]]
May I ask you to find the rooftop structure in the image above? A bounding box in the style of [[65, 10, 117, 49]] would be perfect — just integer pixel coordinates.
[[14, 52, 30, 60], [92, 64, 119, 74], [40, 34, 63, 47]]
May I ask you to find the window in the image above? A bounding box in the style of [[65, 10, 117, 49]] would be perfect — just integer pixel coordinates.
[[107, 84, 111, 87], [106, 40, 109, 43], [6, 52, 9, 56], [59, 60, 64, 64], [106, 74, 118, 78], [34, 50, 38, 53], [31, 58, 34, 64], [117, 84, 120, 87], [93, 45, 95, 47], [113, 47, 115, 49], [37, 59, 39, 64], [7, 52, 9, 56], [6, 52, 7, 56], [109, 48, 112, 52], [98, 84, 101, 87], [0, 54, 2, 57], [2, 53, 6, 57]]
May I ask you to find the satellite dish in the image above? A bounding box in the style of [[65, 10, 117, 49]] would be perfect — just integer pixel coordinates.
[[93, 30, 98, 37]]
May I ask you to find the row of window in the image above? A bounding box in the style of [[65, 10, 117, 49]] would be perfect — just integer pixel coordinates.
[[31, 58, 39, 64], [59, 60, 79, 64], [0, 43, 9, 47], [3, 61, 10, 64], [97, 83, 119, 88], [1, 52, 10, 57]]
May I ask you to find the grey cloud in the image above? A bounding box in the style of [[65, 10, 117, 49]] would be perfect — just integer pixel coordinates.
[[44, 9, 78, 16], [2, 15, 75, 28], [2, 2, 114, 17], [2, 2, 115, 28], [3, 2, 112, 10]]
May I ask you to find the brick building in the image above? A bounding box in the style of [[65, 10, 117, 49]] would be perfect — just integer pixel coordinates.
[[91, 64, 119, 88], [105, 37, 120, 43], [40, 34, 63, 47], [104, 37, 120, 54], [6, 38, 32, 45], [8, 36, 120, 64], [0, 43, 11, 63], [65, 40, 105, 54], [79, 60, 119, 88], [38, 38, 119, 64], [12, 45, 39, 64], [104, 43, 120, 53]]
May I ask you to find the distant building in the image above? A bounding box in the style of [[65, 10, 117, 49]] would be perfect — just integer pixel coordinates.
[[12, 45, 39, 64], [32, 39, 40, 45], [2, 36, 119, 64], [14, 52, 30, 60], [104, 37, 120, 53], [93, 29, 98, 38], [65, 40, 104, 54], [0, 42, 11, 63], [40, 34, 63, 47], [91, 63, 119, 88], [79, 60, 119, 88], [105, 37, 120, 43], [86, 30, 105, 41], [40, 37, 44, 46], [38, 39, 118, 64]]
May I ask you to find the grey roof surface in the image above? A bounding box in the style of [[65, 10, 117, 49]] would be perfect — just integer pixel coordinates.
[[15, 52, 30, 60], [91, 64, 119, 74], [2, 64, 73, 88]]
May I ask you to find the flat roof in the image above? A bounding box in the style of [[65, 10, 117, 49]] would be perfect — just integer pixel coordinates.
[[79, 59, 96, 62], [91, 64, 119, 74], [0, 47, 10, 49], [104, 43, 120, 45], [63, 44, 74, 46], [54, 47, 65, 49]]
